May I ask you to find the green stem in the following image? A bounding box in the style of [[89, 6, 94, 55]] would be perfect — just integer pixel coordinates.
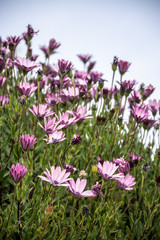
[[111, 71, 115, 88], [99, 191, 122, 237], [6, 185, 16, 229], [61, 143, 71, 163], [41, 143, 48, 169], [108, 204, 129, 238], [39, 220, 47, 240], [59, 198, 77, 238]]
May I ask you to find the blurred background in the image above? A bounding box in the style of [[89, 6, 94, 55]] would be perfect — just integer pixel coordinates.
[[1, 0, 160, 99]]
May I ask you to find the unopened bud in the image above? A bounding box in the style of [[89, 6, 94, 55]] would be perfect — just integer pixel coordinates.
[[82, 205, 90, 216], [92, 165, 98, 173], [19, 95, 27, 105], [45, 205, 53, 216], [71, 134, 81, 145]]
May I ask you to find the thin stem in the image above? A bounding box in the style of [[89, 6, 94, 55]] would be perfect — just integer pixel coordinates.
[[61, 143, 71, 163], [108, 204, 129, 238], [41, 143, 48, 169], [17, 106, 25, 160], [37, 81, 40, 116], [39, 220, 47, 240], [59, 198, 77, 238], [99, 191, 122, 236], [111, 71, 115, 88], [6, 185, 16, 229]]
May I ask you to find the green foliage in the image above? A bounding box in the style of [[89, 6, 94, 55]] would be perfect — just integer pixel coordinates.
[[0, 27, 160, 239]]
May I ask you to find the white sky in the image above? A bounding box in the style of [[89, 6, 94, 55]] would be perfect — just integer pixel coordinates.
[[1, 0, 160, 100]]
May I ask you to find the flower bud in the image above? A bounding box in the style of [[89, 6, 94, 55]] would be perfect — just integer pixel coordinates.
[[130, 197, 137, 205], [10, 163, 27, 183], [112, 56, 118, 72], [71, 134, 81, 145], [156, 176, 160, 187], [19, 95, 27, 106], [157, 150, 160, 158], [45, 205, 53, 216], [92, 165, 98, 173], [82, 205, 90, 216], [150, 180, 155, 186]]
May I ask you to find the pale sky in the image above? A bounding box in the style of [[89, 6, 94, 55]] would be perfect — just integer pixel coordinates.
[[1, 0, 160, 100]]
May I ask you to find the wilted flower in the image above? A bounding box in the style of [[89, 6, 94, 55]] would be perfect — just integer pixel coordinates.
[[117, 173, 136, 190], [16, 82, 37, 97], [143, 118, 157, 129], [29, 104, 54, 118], [27, 24, 37, 37], [118, 60, 131, 75], [128, 152, 142, 168], [118, 80, 136, 96], [97, 160, 123, 180], [77, 54, 92, 64], [38, 166, 71, 187], [141, 163, 151, 171], [23, 24, 38, 43], [64, 163, 76, 173], [92, 182, 105, 197], [67, 178, 96, 198], [10, 163, 27, 183], [71, 134, 81, 145], [14, 57, 40, 73], [20, 134, 37, 150], [0, 76, 6, 88], [113, 157, 130, 173], [97, 156, 104, 165], [102, 87, 118, 99], [49, 38, 61, 53], [79, 170, 88, 177]]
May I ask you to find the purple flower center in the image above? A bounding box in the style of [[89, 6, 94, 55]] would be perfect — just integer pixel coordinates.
[[52, 138, 59, 143], [76, 192, 80, 196], [53, 180, 59, 185]]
